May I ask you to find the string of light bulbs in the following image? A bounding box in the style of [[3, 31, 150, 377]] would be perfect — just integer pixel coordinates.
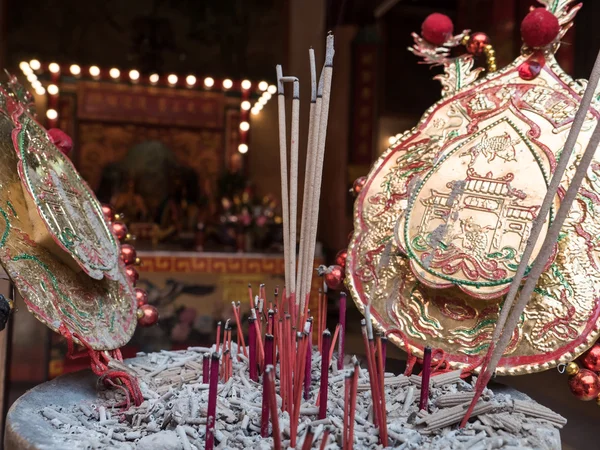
[[19, 60, 277, 155]]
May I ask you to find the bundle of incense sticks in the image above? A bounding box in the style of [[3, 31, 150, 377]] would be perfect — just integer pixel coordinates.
[[201, 34, 389, 447], [276, 34, 335, 327]]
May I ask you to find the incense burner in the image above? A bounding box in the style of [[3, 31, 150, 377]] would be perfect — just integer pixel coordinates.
[[347, 0, 600, 375]]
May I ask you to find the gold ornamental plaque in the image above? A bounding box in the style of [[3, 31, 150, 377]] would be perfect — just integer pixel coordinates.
[[347, 1, 600, 374], [0, 82, 137, 350]]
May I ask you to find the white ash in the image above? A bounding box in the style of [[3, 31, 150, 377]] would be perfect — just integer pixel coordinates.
[[38, 346, 563, 449]]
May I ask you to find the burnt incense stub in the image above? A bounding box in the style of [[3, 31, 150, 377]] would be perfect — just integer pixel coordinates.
[[347, 0, 600, 374]]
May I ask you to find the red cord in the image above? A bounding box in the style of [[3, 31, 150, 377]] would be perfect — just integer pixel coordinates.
[[385, 328, 480, 380], [58, 324, 143, 407], [385, 329, 418, 376]]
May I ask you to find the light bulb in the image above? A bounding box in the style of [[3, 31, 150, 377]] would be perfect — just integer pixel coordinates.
[[168, 74, 178, 85], [186, 75, 197, 86], [241, 79, 251, 90], [29, 59, 41, 70], [27, 74, 37, 82], [251, 108, 260, 116], [47, 85, 59, 95], [258, 81, 268, 92], [110, 68, 120, 79], [254, 103, 263, 111], [241, 101, 251, 111], [70, 64, 81, 75], [267, 85, 277, 94], [35, 86, 46, 96], [31, 80, 41, 89], [258, 97, 267, 106], [49, 63, 60, 74], [149, 73, 159, 84], [263, 92, 272, 100], [129, 70, 140, 81], [19, 62, 30, 72], [89, 66, 100, 77], [240, 121, 250, 131], [223, 79, 233, 89], [388, 136, 397, 145], [204, 77, 214, 88], [46, 109, 58, 120], [238, 144, 248, 154]]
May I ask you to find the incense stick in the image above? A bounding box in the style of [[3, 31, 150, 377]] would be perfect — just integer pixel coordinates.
[[276, 65, 291, 295], [297, 48, 318, 309], [205, 352, 220, 450], [248, 317, 257, 382], [319, 329, 332, 419], [301, 34, 335, 314], [462, 48, 600, 426], [265, 366, 281, 450], [338, 292, 347, 370], [202, 353, 209, 384], [289, 78, 300, 297], [419, 347, 432, 411]]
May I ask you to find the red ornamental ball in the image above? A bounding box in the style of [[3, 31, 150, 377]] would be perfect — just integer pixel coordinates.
[[466, 32, 490, 55], [568, 368, 600, 401], [120, 244, 137, 265], [421, 13, 454, 46], [135, 288, 148, 307], [325, 265, 345, 290], [352, 176, 367, 197], [581, 345, 600, 372], [47, 128, 73, 156], [101, 204, 115, 223], [521, 8, 560, 48], [335, 248, 348, 270], [125, 265, 139, 286], [138, 304, 159, 327], [112, 221, 128, 240]]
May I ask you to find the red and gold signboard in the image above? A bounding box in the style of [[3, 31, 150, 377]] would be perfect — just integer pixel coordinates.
[[77, 82, 225, 129]]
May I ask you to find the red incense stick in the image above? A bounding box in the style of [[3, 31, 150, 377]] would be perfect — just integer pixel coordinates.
[[361, 320, 382, 430], [343, 373, 351, 450], [252, 309, 265, 369], [304, 318, 313, 400], [291, 332, 308, 447], [419, 346, 432, 411], [215, 321, 222, 354], [202, 353, 210, 384], [318, 329, 331, 419], [248, 317, 258, 382], [348, 362, 359, 449], [265, 366, 281, 450], [248, 284, 255, 309], [317, 289, 323, 352], [205, 352, 220, 450], [338, 292, 346, 370], [261, 337, 274, 437], [232, 301, 248, 357], [301, 425, 314, 450], [376, 336, 388, 446], [319, 426, 331, 450], [328, 323, 341, 368]]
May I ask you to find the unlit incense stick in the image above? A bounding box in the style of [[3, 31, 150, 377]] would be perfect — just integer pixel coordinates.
[[289, 78, 300, 296], [297, 48, 318, 311], [463, 48, 600, 426], [276, 65, 291, 294], [301, 34, 335, 315]]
